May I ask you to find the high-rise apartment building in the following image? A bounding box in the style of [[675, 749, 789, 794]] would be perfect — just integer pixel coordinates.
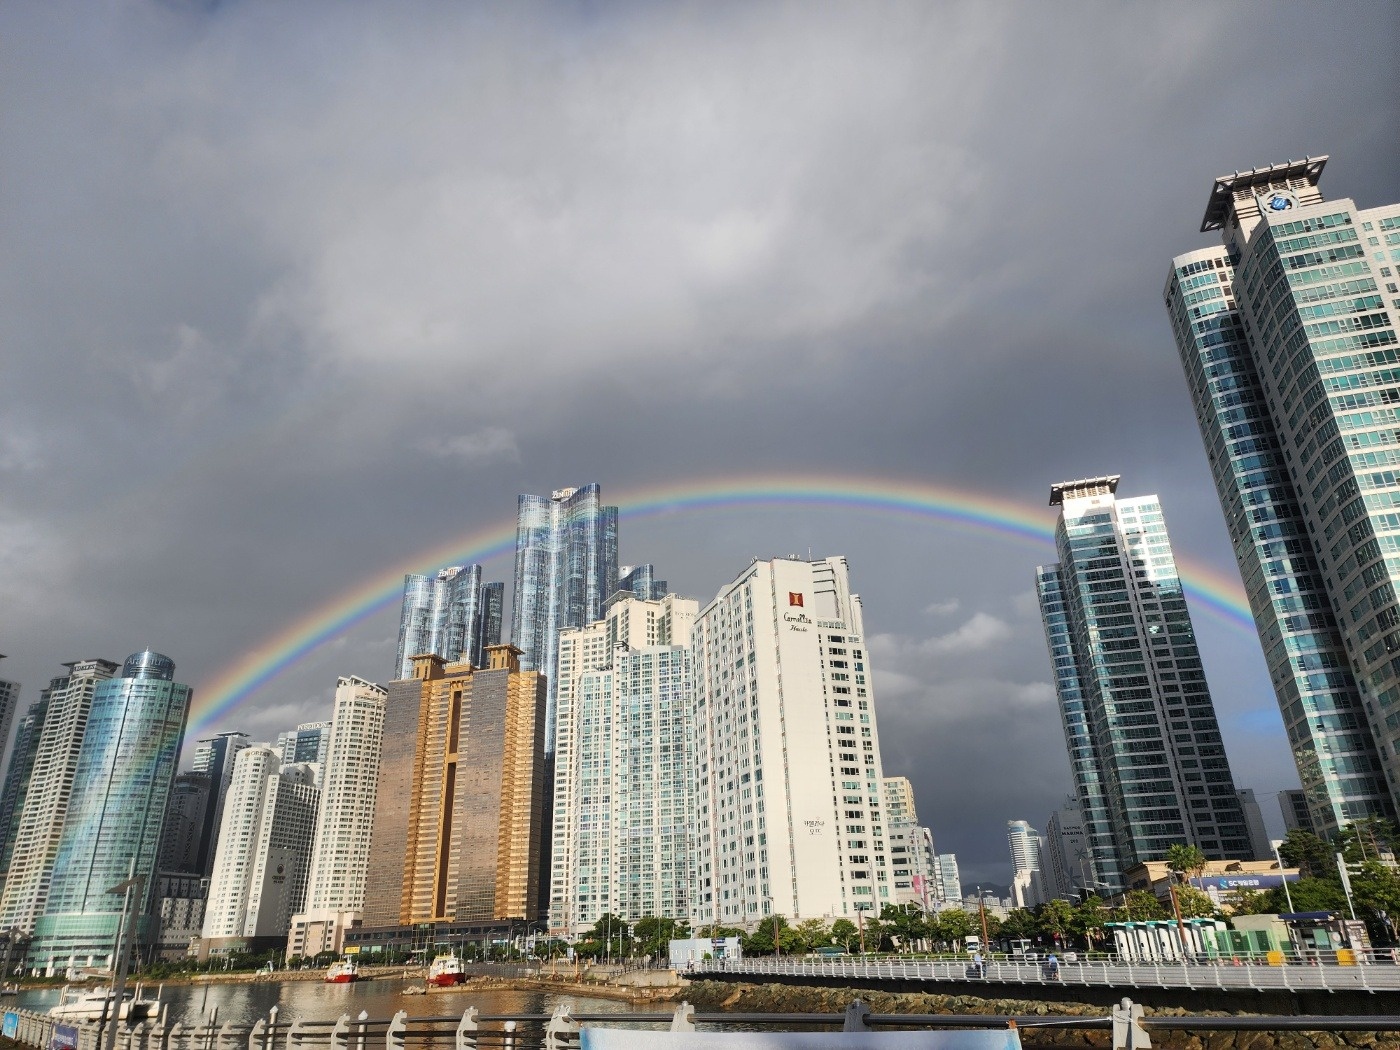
[[394, 565, 504, 681], [0, 695, 48, 893], [200, 746, 319, 957], [617, 564, 667, 601], [1007, 820, 1041, 876], [1041, 800, 1089, 902], [511, 484, 619, 750], [364, 645, 547, 928], [1037, 477, 1253, 893], [549, 593, 699, 936], [191, 731, 252, 875], [289, 676, 387, 960], [29, 651, 192, 974], [156, 772, 212, 874], [277, 721, 331, 786], [695, 556, 894, 924], [1280, 789, 1317, 833], [1165, 157, 1400, 834], [933, 853, 962, 906], [0, 658, 19, 776], [881, 777, 936, 909], [0, 658, 119, 937]]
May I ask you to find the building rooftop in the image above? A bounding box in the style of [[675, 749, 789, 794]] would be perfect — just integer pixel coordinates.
[[1200, 155, 1328, 232], [1050, 475, 1121, 506]]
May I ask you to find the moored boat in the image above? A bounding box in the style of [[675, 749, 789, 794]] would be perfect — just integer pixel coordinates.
[[324, 959, 359, 984], [49, 987, 157, 1022], [427, 954, 465, 987]]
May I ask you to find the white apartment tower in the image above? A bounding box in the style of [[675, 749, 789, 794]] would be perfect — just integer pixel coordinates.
[[695, 555, 893, 925], [288, 676, 387, 959], [201, 747, 319, 956], [549, 593, 699, 936], [0, 659, 119, 935], [882, 776, 937, 909]]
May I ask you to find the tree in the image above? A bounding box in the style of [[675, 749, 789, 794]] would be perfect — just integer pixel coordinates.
[[1165, 844, 1209, 888], [1070, 896, 1107, 950], [935, 908, 973, 948], [742, 915, 804, 956], [1222, 887, 1271, 916], [1175, 885, 1217, 919], [1117, 890, 1167, 922], [632, 916, 690, 958], [1277, 829, 1335, 880], [880, 904, 927, 953], [1039, 899, 1074, 945], [794, 918, 832, 953], [1339, 818, 1399, 865], [830, 919, 859, 952], [997, 908, 1038, 942]]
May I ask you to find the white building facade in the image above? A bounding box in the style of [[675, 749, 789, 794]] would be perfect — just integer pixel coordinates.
[[549, 594, 699, 936], [288, 676, 386, 959], [201, 746, 319, 956], [695, 556, 894, 926]]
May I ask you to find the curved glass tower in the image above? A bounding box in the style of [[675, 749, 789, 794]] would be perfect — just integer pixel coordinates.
[[511, 484, 618, 750], [28, 651, 192, 974]]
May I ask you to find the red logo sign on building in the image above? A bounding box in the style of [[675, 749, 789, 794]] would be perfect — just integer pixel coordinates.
[[789, 592, 804, 607]]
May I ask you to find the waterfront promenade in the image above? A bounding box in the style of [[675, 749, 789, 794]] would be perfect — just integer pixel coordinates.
[[696, 955, 1400, 994]]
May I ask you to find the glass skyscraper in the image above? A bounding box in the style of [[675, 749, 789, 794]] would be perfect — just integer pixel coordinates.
[[393, 564, 503, 681], [1165, 157, 1400, 834], [29, 651, 192, 974], [511, 484, 619, 750], [1037, 477, 1252, 893]]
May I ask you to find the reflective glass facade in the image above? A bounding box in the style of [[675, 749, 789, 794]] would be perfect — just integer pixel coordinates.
[[1165, 158, 1400, 833], [1038, 479, 1252, 892], [29, 651, 191, 973], [394, 564, 501, 680], [0, 695, 48, 888], [511, 484, 619, 750]]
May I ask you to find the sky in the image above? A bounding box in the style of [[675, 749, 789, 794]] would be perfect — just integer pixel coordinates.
[[1, 1, 1397, 891]]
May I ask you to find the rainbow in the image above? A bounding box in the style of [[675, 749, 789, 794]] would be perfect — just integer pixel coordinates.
[[189, 474, 1255, 734]]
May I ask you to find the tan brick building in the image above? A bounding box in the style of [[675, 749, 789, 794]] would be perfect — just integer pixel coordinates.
[[364, 645, 547, 927]]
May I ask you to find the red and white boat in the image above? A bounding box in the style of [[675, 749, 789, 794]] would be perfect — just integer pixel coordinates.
[[427, 954, 465, 987], [324, 959, 359, 984]]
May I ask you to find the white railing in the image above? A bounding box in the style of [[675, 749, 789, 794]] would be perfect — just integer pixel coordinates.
[[695, 954, 1400, 992]]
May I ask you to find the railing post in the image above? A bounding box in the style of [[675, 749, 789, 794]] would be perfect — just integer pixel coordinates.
[[670, 1003, 694, 1032], [543, 1001, 577, 1050], [1111, 997, 1150, 1050], [384, 1011, 407, 1050], [329, 1014, 351, 1050], [265, 1007, 277, 1050], [843, 1001, 871, 1032], [286, 1019, 308, 1050], [454, 1007, 477, 1050]]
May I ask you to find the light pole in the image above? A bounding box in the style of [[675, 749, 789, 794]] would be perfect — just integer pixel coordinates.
[[1271, 839, 1296, 913], [102, 862, 145, 1050], [1336, 852, 1359, 921]]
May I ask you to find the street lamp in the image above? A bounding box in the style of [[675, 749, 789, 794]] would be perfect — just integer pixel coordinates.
[[101, 862, 145, 1050], [1270, 839, 1295, 914]]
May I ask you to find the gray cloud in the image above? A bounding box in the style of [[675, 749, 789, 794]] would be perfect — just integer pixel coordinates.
[[0, 0, 1394, 888]]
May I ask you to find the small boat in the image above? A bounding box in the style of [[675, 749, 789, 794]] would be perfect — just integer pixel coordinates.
[[49, 987, 157, 1022], [427, 954, 465, 987], [324, 959, 359, 984]]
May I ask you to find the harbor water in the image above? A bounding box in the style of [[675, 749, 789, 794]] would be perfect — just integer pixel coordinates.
[[12, 978, 665, 1027]]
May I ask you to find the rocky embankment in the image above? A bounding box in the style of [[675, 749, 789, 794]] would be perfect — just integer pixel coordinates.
[[678, 981, 1400, 1049]]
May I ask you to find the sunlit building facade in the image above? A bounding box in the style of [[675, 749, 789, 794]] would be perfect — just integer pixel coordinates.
[[29, 651, 192, 973], [1165, 156, 1400, 834], [0, 658, 120, 937], [695, 556, 895, 925], [549, 593, 699, 936], [1037, 478, 1252, 893]]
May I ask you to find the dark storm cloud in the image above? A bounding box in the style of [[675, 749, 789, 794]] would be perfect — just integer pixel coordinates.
[[1, 0, 1396, 887]]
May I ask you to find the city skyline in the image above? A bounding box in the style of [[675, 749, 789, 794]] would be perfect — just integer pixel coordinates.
[[0, 2, 1394, 886]]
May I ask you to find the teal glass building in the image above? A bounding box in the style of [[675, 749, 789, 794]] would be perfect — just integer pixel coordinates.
[[1037, 478, 1253, 892], [28, 651, 192, 974], [1165, 157, 1400, 834]]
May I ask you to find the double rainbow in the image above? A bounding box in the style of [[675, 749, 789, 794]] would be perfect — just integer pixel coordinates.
[[190, 474, 1255, 734]]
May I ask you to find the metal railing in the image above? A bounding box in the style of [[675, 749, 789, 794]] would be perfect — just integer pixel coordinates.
[[7, 999, 1400, 1050], [695, 954, 1400, 992]]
